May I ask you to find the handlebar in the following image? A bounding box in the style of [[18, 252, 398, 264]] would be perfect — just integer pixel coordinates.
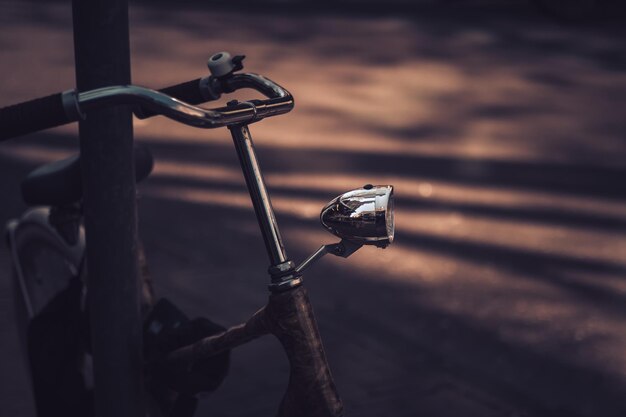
[[0, 72, 294, 141], [0, 92, 72, 141]]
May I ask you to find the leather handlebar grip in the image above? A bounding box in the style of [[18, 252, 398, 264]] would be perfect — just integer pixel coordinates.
[[266, 286, 344, 417], [0, 93, 73, 141]]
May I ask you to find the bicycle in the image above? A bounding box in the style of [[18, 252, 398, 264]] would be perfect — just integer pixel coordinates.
[[1, 52, 395, 417]]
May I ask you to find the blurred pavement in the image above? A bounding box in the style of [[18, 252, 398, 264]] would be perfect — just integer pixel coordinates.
[[1, 1, 625, 416]]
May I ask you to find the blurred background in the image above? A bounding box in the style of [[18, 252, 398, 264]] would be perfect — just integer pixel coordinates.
[[1, 0, 625, 416]]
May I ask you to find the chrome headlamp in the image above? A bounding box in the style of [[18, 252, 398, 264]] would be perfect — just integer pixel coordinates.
[[320, 185, 394, 247], [294, 185, 395, 274]]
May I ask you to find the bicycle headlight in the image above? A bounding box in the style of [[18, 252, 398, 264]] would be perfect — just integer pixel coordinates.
[[320, 185, 394, 248]]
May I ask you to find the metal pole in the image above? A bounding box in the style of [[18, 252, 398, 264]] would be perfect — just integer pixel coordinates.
[[72, 1, 143, 416]]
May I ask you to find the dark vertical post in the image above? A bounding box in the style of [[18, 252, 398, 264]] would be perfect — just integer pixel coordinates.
[[72, 1, 143, 417]]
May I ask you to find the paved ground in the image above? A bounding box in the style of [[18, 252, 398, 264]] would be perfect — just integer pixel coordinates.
[[1, 1, 625, 416]]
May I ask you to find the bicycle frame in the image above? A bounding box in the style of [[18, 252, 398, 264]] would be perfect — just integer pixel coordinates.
[[147, 111, 343, 415], [194, 122, 343, 415]]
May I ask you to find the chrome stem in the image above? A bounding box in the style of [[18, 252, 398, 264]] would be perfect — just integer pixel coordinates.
[[229, 124, 288, 266]]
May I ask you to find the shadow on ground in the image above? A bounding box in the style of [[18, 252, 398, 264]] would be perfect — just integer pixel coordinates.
[[1, 1, 626, 416]]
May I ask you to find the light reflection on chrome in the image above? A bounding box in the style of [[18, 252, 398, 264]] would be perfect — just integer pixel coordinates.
[[320, 185, 394, 247]]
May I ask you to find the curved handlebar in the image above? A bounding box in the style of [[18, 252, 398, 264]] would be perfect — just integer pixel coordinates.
[[0, 73, 294, 140], [80, 73, 293, 128]]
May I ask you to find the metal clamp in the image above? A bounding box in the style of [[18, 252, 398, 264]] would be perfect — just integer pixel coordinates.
[[268, 275, 303, 293], [240, 101, 258, 122], [61, 89, 86, 121], [268, 260, 302, 293]]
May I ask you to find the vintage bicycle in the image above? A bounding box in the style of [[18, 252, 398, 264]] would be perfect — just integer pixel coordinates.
[[1, 52, 395, 416]]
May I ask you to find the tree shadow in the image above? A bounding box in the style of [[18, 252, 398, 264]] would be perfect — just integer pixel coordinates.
[[135, 185, 626, 417], [19, 132, 626, 201], [2, 1, 626, 413], [0, 118, 625, 415], [7, 131, 626, 230]]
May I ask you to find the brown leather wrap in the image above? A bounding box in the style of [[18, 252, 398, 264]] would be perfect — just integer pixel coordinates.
[[162, 306, 268, 372], [160, 285, 343, 416], [266, 286, 344, 417]]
